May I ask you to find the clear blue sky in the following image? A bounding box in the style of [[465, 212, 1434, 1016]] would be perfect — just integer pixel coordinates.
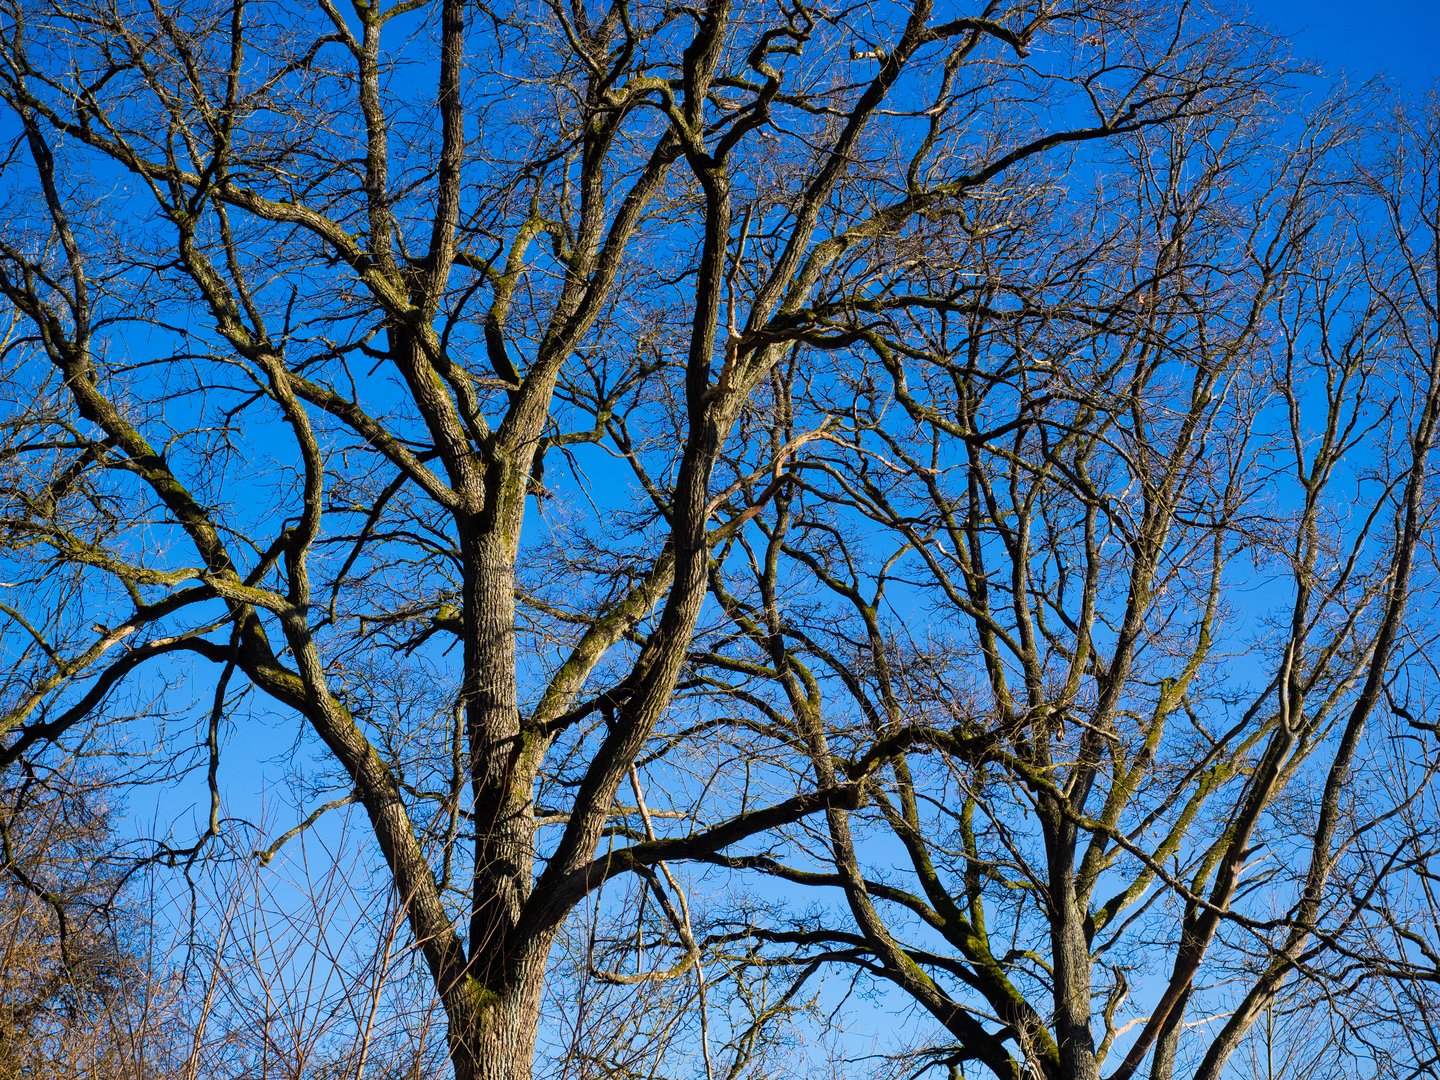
[[1250, 0, 1439, 86]]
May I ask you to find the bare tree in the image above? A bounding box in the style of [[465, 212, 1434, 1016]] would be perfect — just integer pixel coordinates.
[[0, 758, 182, 1079], [677, 80, 1440, 1080], [0, 0, 1278, 1076]]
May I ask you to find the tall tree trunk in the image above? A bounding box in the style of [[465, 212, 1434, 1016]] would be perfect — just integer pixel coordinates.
[[463, 522, 535, 958], [1045, 804, 1101, 1080], [455, 457, 549, 1080], [446, 940, 553, 1080]]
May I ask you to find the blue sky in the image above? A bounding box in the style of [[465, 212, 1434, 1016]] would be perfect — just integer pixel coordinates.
[[1250, 0, 1439, 86]]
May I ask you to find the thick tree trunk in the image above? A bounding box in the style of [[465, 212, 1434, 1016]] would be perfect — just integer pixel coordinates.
[[462, 524, 536, 959], [453, 460, 551, 1080], [1043, 804, 1101, 1080], [445, 945, 552, 1080], [1051, 908, 1100, 1080]]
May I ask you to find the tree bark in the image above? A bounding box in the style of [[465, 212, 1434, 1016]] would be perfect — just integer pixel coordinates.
[[447, 942, 553, 1080]]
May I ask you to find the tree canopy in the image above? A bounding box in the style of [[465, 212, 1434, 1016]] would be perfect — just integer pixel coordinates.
[[1, 0, 1439, 1077]]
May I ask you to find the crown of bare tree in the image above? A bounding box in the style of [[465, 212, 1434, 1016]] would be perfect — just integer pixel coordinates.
[[2, 0, 1440, 1078]]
